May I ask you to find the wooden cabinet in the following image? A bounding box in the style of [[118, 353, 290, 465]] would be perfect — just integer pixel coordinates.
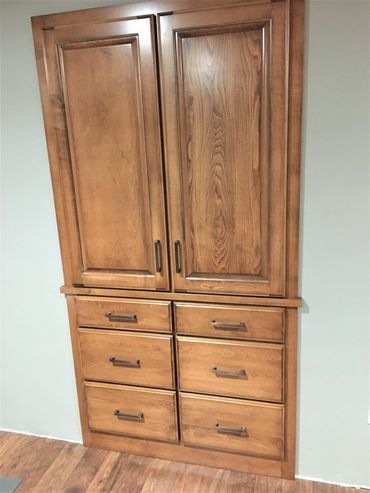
[[32, 0, 304, 480]]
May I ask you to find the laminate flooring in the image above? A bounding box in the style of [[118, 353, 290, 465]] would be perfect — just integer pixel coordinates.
[[0, 432, 367, 493]]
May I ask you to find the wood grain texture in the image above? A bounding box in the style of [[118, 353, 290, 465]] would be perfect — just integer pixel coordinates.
[[75, 296, 172, 332], [177, 336, 284, 401], [31, 0, 305, 482], [286, 0, 305, 298], [281, 308, 298, 478], [175, 302, 285, 342], [66, 295, 92, 444], [60, 39, 154, 273], [179, 393, 284, 459], [79, 329, 174, 388], [179, 27, 268, 279], [62, 286, 303, 308], [85, 382, 178, 442], [1, 432, 367, 493], [65, 291, 290, 478], [33, 16, 169, 290], [159, 1, 288, 295]]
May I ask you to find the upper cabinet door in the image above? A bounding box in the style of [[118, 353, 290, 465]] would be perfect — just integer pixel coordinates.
[[43, 17, 169, 290], [159, 2, 288, 296]]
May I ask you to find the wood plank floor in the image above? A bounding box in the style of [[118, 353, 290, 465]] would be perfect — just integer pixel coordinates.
[[0, 432, 367, 493]]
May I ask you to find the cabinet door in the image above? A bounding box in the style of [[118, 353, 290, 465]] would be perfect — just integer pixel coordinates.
[[41, 17, 169, 290], [159, 2, 288, 296]]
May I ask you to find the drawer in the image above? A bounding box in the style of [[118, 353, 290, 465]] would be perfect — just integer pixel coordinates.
[[177, 337, 283, 401], [180, 393, 284, 458], [75, 296, 172, 332], [175, 303, 284, 342], [79, 329, 174, 389], [85, 382, 178, 442]]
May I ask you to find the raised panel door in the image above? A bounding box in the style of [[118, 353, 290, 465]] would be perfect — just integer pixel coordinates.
[[159, 2, 288, 295], [43, 16, 169, 289]]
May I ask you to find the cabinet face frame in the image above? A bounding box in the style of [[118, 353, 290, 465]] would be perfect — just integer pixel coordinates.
[[158, 2, 289, 296], [33, 15, 170, 290]]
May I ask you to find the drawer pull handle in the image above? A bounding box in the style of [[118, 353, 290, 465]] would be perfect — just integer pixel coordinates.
[[105, 312, 137, 323], [214, 423, 247, 436], [210, 320, 247, 331], [174, 240, 182, 273], [211, 367, 247, 379], [109, 357, 141, 368], [154, 240, 162, 273], [114, 409, 144, 422]]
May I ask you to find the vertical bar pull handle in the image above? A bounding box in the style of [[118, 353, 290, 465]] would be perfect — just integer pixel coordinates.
[[154, 240, 162, 273], [174, 240, 182, 273]]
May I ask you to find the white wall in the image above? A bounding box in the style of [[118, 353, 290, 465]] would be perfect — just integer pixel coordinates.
[[1, 0, 369, 488]]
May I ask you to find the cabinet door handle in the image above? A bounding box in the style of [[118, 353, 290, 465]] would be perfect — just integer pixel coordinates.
[[174, 240, 182, 273], [105, 312, 137, 323], [154, 240, 162, 273], [211, 367, 247, 379], [114, 409, 144, 422], [210, 320, 247, 331], [214, 423, 247, 436], [109, 357, 141, 368]]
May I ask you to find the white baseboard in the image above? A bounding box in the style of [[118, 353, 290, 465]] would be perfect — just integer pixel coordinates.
[[1, 428, 369, 490], [296, 475, 370, 490], [0, 426, 83, 444]]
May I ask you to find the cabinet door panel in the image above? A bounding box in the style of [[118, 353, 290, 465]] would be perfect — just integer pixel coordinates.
[[48, 17, 169, 289], [159, 3, 288, 296]]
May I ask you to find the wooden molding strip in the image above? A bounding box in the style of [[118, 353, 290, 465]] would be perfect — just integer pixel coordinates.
[[60, 285, 302, 308]]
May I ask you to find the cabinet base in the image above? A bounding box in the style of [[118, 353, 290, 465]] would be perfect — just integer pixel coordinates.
[[86, 431, 294, 479]]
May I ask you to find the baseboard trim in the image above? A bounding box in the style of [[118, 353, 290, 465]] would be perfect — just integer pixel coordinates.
[[0, 427, 83, 444], [295, 474, 370, 490], [1, 428, 369, 490]]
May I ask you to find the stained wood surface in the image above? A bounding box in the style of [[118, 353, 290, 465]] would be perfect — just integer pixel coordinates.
[[85, 382, 178, 441], [177, 336, 283, 401], [63, 286, 303, 308], [75, 296, 172, 332], [179, 27, 267, 278], [159, 2, 288, 296], [31, 0, 306, 482], [0, 431, 367, 493], [180, 393, 284, 458], [175, 302, 285, 342], [79, 329, 174, 388], [33, 15, 169, 290], [60, 40, 153, 273]]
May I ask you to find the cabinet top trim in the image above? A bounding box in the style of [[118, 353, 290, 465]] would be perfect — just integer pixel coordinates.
[[31, 0, 281, 29]]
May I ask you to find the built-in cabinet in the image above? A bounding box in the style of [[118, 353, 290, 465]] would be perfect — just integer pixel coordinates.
[[32, 0, 304, 479]]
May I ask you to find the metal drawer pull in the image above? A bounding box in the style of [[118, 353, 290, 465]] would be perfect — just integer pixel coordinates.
[[214, 423, 247, 436], [105, 312, 137, 323], [109, 357, 141, 368], [114, 409, 144, 422], [174, 240, 182, 273], [210, 320, 247, 331], [154, 240, 162, 273], [211, 367, 247, 379]]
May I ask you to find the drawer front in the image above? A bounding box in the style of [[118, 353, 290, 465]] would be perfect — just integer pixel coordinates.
[[180, 393, 284, 458], [85, 382, 178, 442], [75, 296, 172, 332], [175, 303, 284, 342], [79, 329, 174, 388], [177, 337, 283, 401]]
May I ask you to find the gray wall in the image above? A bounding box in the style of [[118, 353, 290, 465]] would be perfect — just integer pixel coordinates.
[[1, 0, 369, 487]]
